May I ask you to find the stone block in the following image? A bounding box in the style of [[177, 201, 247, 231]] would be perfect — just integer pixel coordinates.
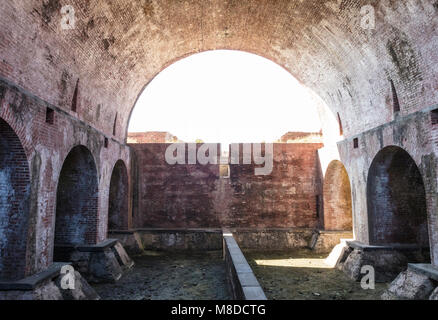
[[382, 269, 436, 300]]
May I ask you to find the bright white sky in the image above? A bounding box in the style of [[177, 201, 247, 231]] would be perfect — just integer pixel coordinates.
[[128, 50, 322, 145]]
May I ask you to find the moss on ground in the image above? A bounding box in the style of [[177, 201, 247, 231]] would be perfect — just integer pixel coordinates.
[[244, 249, 388, 300]]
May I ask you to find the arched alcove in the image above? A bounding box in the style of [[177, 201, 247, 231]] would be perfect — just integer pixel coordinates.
[[54, 145, 99, 254], [367, 146, 429, 246], [108, 160, 129, 231], [0, 118, 31, 280], [323, 160, 353, 231]]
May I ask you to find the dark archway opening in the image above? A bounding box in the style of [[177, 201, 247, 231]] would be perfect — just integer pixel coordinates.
[[54, 145, 98, 260], [323, 160, 353, 231], [0, 118, 31, 280], [108, 160, 129, 231], [367, 146, 429, 246]]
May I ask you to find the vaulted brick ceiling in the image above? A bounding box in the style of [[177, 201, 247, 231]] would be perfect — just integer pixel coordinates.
[[1, 0, 437, 141]]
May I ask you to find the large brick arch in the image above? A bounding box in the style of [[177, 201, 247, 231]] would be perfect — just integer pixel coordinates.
[[108, 160, 129, 231], [54, 145, 99, 251], [1, 2, 437, 141], [0, 118, 31, 281], [367, 146, 429, 246], [323, 160, 353, 231]]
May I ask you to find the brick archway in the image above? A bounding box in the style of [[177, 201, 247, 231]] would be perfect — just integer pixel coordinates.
[[54, 145, 99, 254], [367, 146, 429, 246], [0, 118, 31, 281], [323, 160, 353, 231], [108, 160, 129, 231]]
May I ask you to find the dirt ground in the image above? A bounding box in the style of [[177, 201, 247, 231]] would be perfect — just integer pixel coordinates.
[[93, 248, 388, 300], [244, 249, 388, 300], [92, 250, 230, 300]]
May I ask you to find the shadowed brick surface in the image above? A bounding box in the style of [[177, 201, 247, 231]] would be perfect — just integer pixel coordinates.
[[367, 146, 429, 246], [55, 145, 99, 246], [108, 160, 129, 230], [0, 118, 30, 280]]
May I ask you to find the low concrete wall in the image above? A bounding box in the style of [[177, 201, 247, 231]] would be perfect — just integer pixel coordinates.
[[109, 229, 223, 253], [110, 228, 348, 253], [231, 228, 314, 250], [223, 231, 267, 300]]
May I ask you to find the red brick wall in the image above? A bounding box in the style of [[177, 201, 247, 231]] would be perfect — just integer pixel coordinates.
[[130, 143, 221, 228], [0, 79, 132, 277], [223, 143, 323, 228], [130, 143, 323, 229]]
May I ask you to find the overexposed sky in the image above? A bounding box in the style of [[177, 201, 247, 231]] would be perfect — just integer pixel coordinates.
[[128, 50, 322, 145]]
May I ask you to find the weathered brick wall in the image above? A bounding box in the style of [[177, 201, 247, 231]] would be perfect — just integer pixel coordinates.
[[338, 107, 438, 265], [0, 79, 131, 278], [130, 143, 221, 228], [130, 143, 323, 229], [223, 143, 323, 228]]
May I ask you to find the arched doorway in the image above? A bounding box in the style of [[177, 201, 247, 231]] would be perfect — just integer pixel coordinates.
[[108, 160, 129, 231], [0, 118, 31, 280], [323, 160, 353, 231], [367, 146, 429, 246], [54, 145, 99, 257]]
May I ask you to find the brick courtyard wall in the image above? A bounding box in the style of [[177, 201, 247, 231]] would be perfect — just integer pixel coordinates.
[[130, 143, 323, 229]]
